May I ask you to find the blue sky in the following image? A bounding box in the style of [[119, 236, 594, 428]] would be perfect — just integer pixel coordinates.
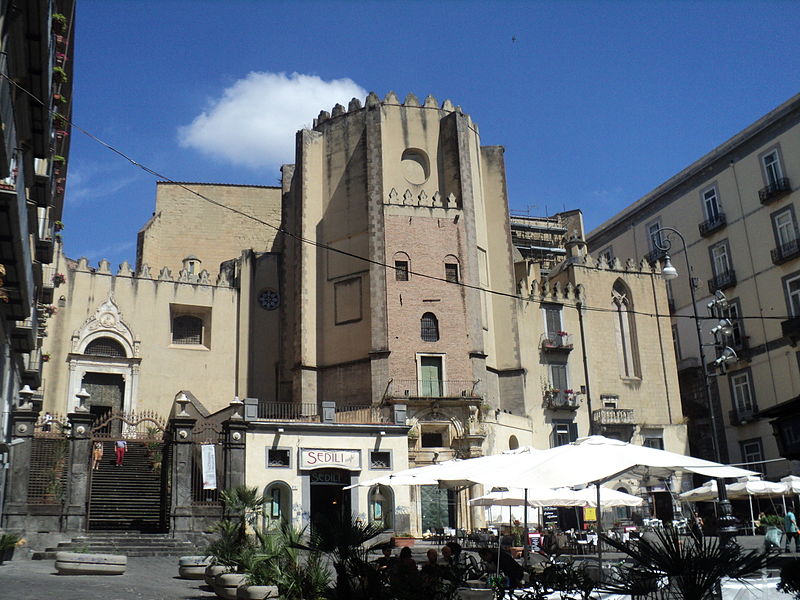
[[65, 0, 800, 269]]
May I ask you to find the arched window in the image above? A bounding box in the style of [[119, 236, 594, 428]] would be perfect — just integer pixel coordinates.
[[509, 435, 519, 451], [393, 251, 410, 281], [173, 315, 203, 345], [612, 280, 641, 378], [263, 481, 291, 528], [84, 337, 126, 358], [369, 484, 394, 530], [420, 313, 439, 342], [444, 255, 460, 284]]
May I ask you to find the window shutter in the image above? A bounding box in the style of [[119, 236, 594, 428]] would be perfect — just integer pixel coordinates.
[[568, 422, 578, 443]]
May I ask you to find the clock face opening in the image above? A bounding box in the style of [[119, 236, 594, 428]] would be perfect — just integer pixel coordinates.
[[258, 288, 280, 310]]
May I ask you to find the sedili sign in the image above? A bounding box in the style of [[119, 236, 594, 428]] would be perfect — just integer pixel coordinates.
[[299, 448, 361, 471]]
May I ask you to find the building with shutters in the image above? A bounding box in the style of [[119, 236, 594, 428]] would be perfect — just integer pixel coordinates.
[[587, 92, 800, 480]]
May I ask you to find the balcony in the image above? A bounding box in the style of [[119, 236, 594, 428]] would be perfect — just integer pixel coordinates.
[[771, 239, 800, 265], [256, 401, 392, 424], [645, 247, 668, 265], [708, 269, 736, 292], [388, 379, 481, 400], [782, 317, 800, 346], [592, 408, 636, 426], [540, 332, 574, 353], [21, 349, 42, 388], [543, 390, 579, 411], [729, 407, 757, 426], [40, 264, 55, 304], [698, 213, 727, 237], [11, 313, 38, 353], [759, 178, 791, 205]]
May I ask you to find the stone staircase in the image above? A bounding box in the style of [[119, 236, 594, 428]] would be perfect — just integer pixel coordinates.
[[88, 440, 164, 532], [33, 532, 200, 558]]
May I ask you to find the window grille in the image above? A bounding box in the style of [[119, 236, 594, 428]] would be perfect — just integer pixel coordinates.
[[421, 312, 439, 342], [84, 337, 126, 358], [395, 260, 409, 281], [173, 315, 203, 345], [445, 263, 459, 283]]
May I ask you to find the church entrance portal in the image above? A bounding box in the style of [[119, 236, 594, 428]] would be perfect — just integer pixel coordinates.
[[310, 468, 351, 527], [83, 372, 125, 436]]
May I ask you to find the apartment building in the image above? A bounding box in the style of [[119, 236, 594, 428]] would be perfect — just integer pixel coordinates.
[[587, 93, 800, 479], [0, 1, 75, 523]]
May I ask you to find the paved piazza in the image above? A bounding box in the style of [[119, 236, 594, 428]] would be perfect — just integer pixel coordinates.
[[0, 556, 209, 600]]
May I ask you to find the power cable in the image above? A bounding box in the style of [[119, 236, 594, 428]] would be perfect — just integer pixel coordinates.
[[5, 71, 797, 324]]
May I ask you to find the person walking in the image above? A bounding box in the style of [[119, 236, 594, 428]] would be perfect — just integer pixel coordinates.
[[91, 441, 104, 470], [115, 439, 127, 466], [785, 505, 799, 553]]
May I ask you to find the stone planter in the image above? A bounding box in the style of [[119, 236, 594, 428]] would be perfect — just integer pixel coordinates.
[[215, 572, 247, 600], [0, 547, 15, 564], [237, 584, 279, 599], [205, 563, 231, 586], [178, 555, 210, 579], [391, 536, 415, 547], [54, 551, 126, 575]]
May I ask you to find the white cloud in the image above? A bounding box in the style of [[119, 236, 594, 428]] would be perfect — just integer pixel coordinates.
[[178, 72, 367, 169]]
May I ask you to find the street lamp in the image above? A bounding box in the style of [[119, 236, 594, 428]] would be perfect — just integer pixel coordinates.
[[654, 226, 738, 546]]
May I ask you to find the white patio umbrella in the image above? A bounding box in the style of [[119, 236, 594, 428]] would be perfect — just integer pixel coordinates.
[[571, 486, 644, 508], [679, 477, 788, 535], [781, 475, 800, 494]]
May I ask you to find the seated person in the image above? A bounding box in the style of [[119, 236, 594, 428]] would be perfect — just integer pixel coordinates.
[[478, 548, 524, 589], [375, 546, 396, 571], [396, 546, 418, 575]]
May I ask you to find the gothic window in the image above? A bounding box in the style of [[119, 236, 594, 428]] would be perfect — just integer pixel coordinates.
[[444, 255, 460, 283], [173, 315, 203, 345], [421, 312, 439, 342], [84, 337, 126, 358], [612, 279, 641, 378], [394, 251, 410, 281]]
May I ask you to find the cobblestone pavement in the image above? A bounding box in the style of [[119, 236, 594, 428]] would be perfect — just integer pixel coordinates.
[[0, 556, 215, 600]]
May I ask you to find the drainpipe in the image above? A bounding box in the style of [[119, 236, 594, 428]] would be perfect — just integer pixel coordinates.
[[576, 301, 594, 434]]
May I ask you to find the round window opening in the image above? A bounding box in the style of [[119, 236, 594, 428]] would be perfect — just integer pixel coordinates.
[[401, 149, 430, 185]]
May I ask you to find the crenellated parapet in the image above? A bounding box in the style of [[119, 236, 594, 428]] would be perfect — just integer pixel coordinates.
[[586, 253, 658, 275], [385, 187, 459, 209], [312, 91, 478, 134], [68, 257, 234, 288], [530, 279, 584, 302]]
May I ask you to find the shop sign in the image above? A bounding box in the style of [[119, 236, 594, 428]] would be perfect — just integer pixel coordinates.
[[299, 448, 361, 471]]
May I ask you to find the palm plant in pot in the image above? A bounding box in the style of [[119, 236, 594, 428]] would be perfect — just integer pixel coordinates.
[[599, 527, 776, 600]]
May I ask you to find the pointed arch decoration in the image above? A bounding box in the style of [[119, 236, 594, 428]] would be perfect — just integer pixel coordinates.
[[612, 279, 641, 378]]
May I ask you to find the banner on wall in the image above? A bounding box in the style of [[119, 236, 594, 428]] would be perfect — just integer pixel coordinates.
[[202, 444, 217, 490]]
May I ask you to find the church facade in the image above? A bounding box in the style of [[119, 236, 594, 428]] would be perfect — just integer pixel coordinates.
[[27, 93, 687, 534]]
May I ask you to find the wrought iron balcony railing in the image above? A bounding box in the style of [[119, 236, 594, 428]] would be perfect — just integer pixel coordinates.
[[645, 247, 668, 265], [543, 390, 579, 411], [698, 213, 727, 237], [592, 408, 636, 426], [771, 239, 800, 265], [256, 402, 391, 424], [708, 269, 736, 292], [759, 178, 791, 205], [729, 407, 757, 426], [389, 379, 480, 399], [540, 332, 574, 352]]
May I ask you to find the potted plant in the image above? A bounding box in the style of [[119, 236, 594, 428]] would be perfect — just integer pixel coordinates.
[[762, 514, 783, 549], [54, 220, 64, 232], [390, 532, 416, 547], [0, 533, 22, 564], [52, 13, 67, 33], [53, 272, 66, 286], [42, 353, 51, 362], [52, 66, 68, 84]]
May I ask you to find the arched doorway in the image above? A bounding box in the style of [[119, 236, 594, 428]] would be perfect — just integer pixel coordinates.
[[264, 481, 292, 528], [309, 468, 351, 526]]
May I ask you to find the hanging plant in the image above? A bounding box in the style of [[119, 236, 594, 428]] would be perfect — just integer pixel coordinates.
[[53, 272, 66, 286], [53, 220, 64, 232], [53, 93, 67, 105], [51, 13, 67, 34], [53, 114, 67, 129], [53, 155, 65, 163], [42, 353, 51, 362], [52, 66, 67, 84]]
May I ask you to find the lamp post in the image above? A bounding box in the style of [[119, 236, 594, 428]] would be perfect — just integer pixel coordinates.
[[654, 226, 738, 546]]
